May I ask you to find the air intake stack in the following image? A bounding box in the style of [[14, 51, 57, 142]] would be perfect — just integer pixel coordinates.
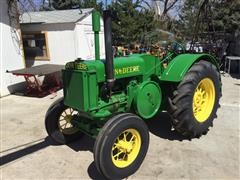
[[92, 10, 101, 60]]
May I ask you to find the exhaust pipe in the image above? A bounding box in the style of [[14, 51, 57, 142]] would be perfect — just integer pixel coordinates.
[[103, 10, 115, 93]]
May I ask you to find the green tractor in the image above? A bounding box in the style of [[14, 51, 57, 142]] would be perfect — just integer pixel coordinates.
[[45, 10, 221, 179]]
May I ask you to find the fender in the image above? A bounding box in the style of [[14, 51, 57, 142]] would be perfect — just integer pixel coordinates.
[[160, 54, 219, 82]]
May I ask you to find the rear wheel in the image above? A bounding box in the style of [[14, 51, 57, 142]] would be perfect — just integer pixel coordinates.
[[45, 97, 83, 144], [168, 60, 221, 138], [94, 113, 149, 179]]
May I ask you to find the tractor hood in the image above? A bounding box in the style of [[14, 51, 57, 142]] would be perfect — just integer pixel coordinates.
[[65, 54, 156, 82]]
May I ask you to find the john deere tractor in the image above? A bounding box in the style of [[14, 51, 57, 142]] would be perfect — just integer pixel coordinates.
[[45, 10, 221, 179]]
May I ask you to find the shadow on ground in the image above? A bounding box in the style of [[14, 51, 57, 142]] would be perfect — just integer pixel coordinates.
[[87, 162, 106, 180], [147, 112, 188, 141], [0, 137, 54, 166], [230, 73, 240, 79], [67, 136, 106, 179], [0, 135, 95, 167], [67, 135, 95, 152], [0, 112, 187, 179]]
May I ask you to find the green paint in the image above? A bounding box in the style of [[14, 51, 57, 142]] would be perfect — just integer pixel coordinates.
[[65, 54, 158, 82], [61, 11, 221, 137], [94, 33, 100, 60], [160, 54, 219, 82], [92, 11, 100, 60], [63, 69, 98, 112], [92, 11, 100, 31], [63, 53, 219, 118], [134, 81, 162, 119], [71, 115, 102, 138], [63, 52, 219, 136]]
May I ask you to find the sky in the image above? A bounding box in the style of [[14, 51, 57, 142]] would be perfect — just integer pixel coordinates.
[[24, 0, 180, 18], [29, 0, 112, 8], [28, 0, 154, 9]]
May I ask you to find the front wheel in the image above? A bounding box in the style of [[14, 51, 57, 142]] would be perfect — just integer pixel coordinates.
[[168, 60, 221, 138], [45, 97, 83, 144], [93, 113, 149, 179]]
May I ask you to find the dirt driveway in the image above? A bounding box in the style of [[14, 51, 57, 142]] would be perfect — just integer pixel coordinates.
[[1, 75, 239, 179]]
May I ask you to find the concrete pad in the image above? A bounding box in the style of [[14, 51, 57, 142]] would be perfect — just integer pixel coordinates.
[[0, 75, 240, 179]]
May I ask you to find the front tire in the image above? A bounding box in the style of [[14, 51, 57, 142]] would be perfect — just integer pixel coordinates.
[[45, 97, 83, 144], [168, 60, 221, 138], [94, 113, 149, 179]]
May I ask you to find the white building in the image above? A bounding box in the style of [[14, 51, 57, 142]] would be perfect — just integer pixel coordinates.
[[20, 8, 105, 67], [0, 3, 105, 97], [0, 0, 25, 97]]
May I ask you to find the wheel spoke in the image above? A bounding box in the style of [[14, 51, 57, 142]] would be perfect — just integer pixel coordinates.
[[67, 122, 72, 128], [125, 131, 130, 141], [129, 134, 135, 143], [112, 145, 116, 151], [202, 90, 206, 96], [60, 122, 67, 128], [63, 110, 68, 116], [198, 88, 201, 93], [60, 121, 67, 127], [64, 123, 68, 129], [113, 150, 124, 158], [122, 153, 127, 160], [59, 118, 65, 121], [64, 123, 68, 128], [116, 136, 120, 143], [123, 132, 127, 141], [193, 109, 197, 113]]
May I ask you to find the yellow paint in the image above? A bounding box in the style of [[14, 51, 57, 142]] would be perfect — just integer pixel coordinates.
[[65, 62, 74, 69], [115, 66, 140, 75], [58, 108, 79, 135], [193, 78, 216, 123], [66, 62, 87, 70], [111, 128, 141, 168], [75, 63, 87, 70]]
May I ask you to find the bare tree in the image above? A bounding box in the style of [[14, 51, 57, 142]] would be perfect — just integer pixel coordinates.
[[152, 0, 181, 18], [18, 0, 37, 12], [162, 0, 179, 16]]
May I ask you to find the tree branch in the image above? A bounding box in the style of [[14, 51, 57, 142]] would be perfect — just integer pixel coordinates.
[[166, 0, 179, 12]]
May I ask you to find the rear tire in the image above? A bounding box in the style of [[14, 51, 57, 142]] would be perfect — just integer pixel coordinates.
[[45, 97, 83, 144], [94, 113, 149, 179], [168, 60, 221, 138]]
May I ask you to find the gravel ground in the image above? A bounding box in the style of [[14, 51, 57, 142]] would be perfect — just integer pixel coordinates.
[[0, 74, 239, 180]]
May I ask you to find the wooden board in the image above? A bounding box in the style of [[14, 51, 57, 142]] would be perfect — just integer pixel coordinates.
[[8, 64, 64, 76]]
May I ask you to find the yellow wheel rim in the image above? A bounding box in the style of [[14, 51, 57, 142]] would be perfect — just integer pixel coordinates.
[[58, 108, 79, 135], [193, 78, 215, 123], [111, 129, 141, 168]]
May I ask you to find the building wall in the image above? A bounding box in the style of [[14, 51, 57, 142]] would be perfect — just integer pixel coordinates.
[[21, 22, 77, 67], [0, 0, 25, 97], [20, 13, 105, 67], [75, 14, 105, 60], [0, 9, 105, 96]]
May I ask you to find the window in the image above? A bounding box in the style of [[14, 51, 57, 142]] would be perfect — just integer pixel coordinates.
[[22, 32, 50, 60]]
